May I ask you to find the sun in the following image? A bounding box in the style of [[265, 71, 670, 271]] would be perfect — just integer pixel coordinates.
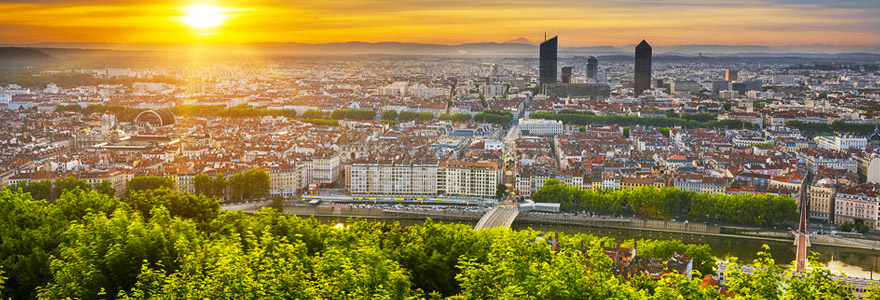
[[181, 5, 226, 29]]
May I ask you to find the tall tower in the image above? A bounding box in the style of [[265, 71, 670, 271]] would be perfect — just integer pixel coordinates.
[[634, 40, 652, 95], [725, 69, 738, 81], [539, 36, 558, 87], [586, 56, 598, 80], [561, 66, 572, 83]]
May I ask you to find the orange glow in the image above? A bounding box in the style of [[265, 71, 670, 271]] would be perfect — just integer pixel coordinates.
[[0, 1, 875, 46]]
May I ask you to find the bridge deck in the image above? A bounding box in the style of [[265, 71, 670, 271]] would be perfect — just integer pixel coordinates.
[[474, 205, 519, 230]]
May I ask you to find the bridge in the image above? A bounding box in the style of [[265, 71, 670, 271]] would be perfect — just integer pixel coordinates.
[[474, 205, 519, 230], [794, 171, 814, 273]]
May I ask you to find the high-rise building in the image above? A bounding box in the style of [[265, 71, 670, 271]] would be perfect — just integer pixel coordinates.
[[539, 36, 558, 87], [586, 56, 598, 80], [561, 66, 572, 83], [634, 40, 652, 95], [725, 69, 738, 81]]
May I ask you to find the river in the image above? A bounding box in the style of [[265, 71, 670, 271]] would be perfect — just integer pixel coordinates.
[[315, 216, 880, 279]]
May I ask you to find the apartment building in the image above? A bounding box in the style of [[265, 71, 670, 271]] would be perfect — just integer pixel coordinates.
[[815, 135, 867, 151], [519, 118, 563, 136], [269, 165, 302, 198], [346, 160, 501, 198], [347, 161, 439, 196], [834, 184, 880, 230], [808, 181, 835, 223], [303, 155, 342, 186], [439, 161, 502, 198]]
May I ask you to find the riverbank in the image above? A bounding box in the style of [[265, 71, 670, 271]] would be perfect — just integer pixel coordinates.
[[279, 204, 880, 251]]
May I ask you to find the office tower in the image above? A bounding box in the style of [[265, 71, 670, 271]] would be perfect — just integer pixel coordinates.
[[634, 40, 652, 95], [731, 82, 747, 95], [586, 56, 598, 80], [539, 36, 558, 87], [561, 66, 572, 83], [711, 80, 731, 93], [725, 69, 738, 81]]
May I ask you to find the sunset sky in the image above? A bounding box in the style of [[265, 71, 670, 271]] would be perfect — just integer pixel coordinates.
[[0, 0, 878, 46]]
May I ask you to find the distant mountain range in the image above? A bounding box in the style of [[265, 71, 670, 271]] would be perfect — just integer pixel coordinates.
[[1, 42, 880, 58]]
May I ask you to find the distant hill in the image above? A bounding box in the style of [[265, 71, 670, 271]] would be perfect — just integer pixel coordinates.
[[1, 42, 879, 59], [0, 47, 51, 62]]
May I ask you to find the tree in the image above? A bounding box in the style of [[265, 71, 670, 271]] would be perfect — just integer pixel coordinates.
[[382, 109, 399, 121], [841, 222, 854, 232], [531, 184, 797, 226], [126, 176, 174, 195], [94, 179, 116, 197], [38, 207, 200, 300], [193, 173, 213, 196], [495, 184, 507, 200], [9, 180, 52, 201], [53, 177, 92, 196], [271, 195, 284, 213], [0, 188, 67, 299], [125, 188, 219, 223], [229, 169, 270, 202], [440, 113, 472, 123], [855, 223, 869, 234]]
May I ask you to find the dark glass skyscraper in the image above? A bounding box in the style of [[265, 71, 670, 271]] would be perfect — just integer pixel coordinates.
[[561, 66, 572, 83], [634, 40, 652, 95], [586, 56, 598, 80], [539, 36, 558, 87]]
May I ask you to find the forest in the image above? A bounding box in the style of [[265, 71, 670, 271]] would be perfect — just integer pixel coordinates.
[[530, 180, 798, 226], [1, 186, 875, 300]]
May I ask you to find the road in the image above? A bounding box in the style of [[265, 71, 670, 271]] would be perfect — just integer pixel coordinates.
[[474, 205, 519, 230]]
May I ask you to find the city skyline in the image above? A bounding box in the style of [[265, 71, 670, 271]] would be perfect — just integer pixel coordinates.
[[0, 0, 878, 47]]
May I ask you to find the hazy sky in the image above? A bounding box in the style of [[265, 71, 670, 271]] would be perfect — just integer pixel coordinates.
[[0, 0, 877, 46]]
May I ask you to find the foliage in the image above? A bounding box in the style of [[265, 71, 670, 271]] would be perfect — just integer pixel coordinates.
[[439, 113, 472, 122], [229, 169, 270, 202], [530, 110, 759, 130], [271, 195, 284, 213], [381, 109, 399, 121], [300, 118, 339, 126], [126, 176, 174, 195], [301, 109, 328, 119], [840, 222, 854, 233], [329, 108, 376, 120], [8, 180, 54, 201], [530, 182, 797, 226], [9, 177, 114, 201], [95, 179, 117, 197], [786, 120, 877, 136], [629, 239, 716, 276], [855, 223, 869, 234], [495, 184, 507, 200], [473, 110, 513, 127], [193, 173, 227, 199], [57, 104, 145, 122], [53, 177, 92, 195], [125, 188, 219, 223], [0, 188, 866, 300]]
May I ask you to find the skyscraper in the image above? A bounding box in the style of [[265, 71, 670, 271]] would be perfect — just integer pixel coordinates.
[[725, 69, 738, 81], [634, 40, 652, 95], [586, 56, 598, 80], [539, 36, 558, 87], [561, 66, 572, 83]]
